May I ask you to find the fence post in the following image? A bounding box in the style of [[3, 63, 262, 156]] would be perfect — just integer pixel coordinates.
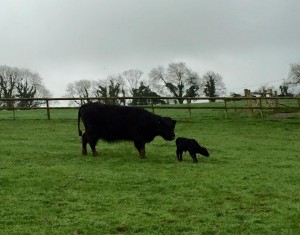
[[46, 99, 51, 120], [151, 99, 155, 113], [274, 91, 279, 108], [224, 98, 228, 118], [187, 97, 192, 119], [244, 89, 253, 117], [259, 98, 263, 118]]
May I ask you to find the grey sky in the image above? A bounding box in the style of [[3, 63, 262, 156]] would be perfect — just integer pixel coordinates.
[[1, 0, 299, 97]]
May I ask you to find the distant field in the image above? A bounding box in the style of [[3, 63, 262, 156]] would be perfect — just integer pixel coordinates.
[[0, 108, 299, 234]]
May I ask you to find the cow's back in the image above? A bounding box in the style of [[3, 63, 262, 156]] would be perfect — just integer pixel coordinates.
[[80, 103, 157, 141]]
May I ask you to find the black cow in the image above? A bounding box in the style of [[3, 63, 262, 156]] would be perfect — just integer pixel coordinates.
[[78, 103, 176, 158], [176, 137, 209, 163]]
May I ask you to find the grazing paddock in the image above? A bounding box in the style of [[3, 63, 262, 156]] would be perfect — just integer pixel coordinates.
[[0, 108, 299, 234]]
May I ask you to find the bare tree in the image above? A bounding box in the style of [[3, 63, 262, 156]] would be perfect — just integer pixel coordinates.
[[278, 80, 293, 97], [288, 63, 300, 85], [0, 65, 51, 108], [148, 65, 166, 95], [286, 63, 300, 95], [122, 69, 143, 95], [149, 62, 200, 104], [95, 74, 125, 104], [0, 66, 20, 107], [65, 79, 96, 105], [16, 68, 51, 107], [200, 71, 226, 102]]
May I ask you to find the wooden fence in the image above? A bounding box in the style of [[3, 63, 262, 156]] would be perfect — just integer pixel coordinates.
[[0, 96, 299, 119]]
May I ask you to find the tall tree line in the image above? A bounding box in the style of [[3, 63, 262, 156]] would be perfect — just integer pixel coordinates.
[[65, 61, 300, 105], [65, 62, 227, 105], [1, 62, 299, 108]]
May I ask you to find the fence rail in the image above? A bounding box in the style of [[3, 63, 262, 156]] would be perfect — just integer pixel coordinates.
[[0, 96, 299, 119]]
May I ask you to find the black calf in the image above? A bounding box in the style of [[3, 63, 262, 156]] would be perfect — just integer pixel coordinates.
[[176, 137, 209, 163]]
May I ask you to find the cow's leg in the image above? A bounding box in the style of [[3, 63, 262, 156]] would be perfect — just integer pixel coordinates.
[[82, 132, 88, 155], [134, 141, 146, 158], [88, 135, 99, 157]]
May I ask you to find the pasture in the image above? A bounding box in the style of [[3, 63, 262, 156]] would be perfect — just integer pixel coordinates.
[[0, 108, 299, 234]]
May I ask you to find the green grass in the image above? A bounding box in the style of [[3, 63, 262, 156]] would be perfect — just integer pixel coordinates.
[[0, 108, 299, 234]]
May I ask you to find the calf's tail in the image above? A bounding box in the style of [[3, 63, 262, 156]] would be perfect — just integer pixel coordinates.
[[78, 108, 83, 136]]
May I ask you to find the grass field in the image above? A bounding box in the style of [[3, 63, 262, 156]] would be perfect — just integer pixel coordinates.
[[0, 108, 299, 234]]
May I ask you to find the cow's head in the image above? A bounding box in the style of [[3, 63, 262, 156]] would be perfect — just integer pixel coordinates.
[[157, 117, 176, 141]]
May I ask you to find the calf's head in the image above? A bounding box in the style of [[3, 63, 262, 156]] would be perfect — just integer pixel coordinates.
[[157, 117, 176, 141], [198, 146, 210, 157]]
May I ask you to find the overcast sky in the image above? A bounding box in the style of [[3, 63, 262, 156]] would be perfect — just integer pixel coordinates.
[[1, 0, 299, 97]]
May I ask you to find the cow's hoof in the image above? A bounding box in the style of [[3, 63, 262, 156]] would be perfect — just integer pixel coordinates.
[[93, 152, 100, 157], [139, 149, 146, 159], [82, 150, 88, 155]]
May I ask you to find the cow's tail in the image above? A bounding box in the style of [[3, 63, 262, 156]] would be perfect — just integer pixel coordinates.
[[78, 107, 83, 136]]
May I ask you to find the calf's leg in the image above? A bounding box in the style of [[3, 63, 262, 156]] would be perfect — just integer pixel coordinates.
[[176, 149, 183, 161], [189, 152, 198, 163]]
